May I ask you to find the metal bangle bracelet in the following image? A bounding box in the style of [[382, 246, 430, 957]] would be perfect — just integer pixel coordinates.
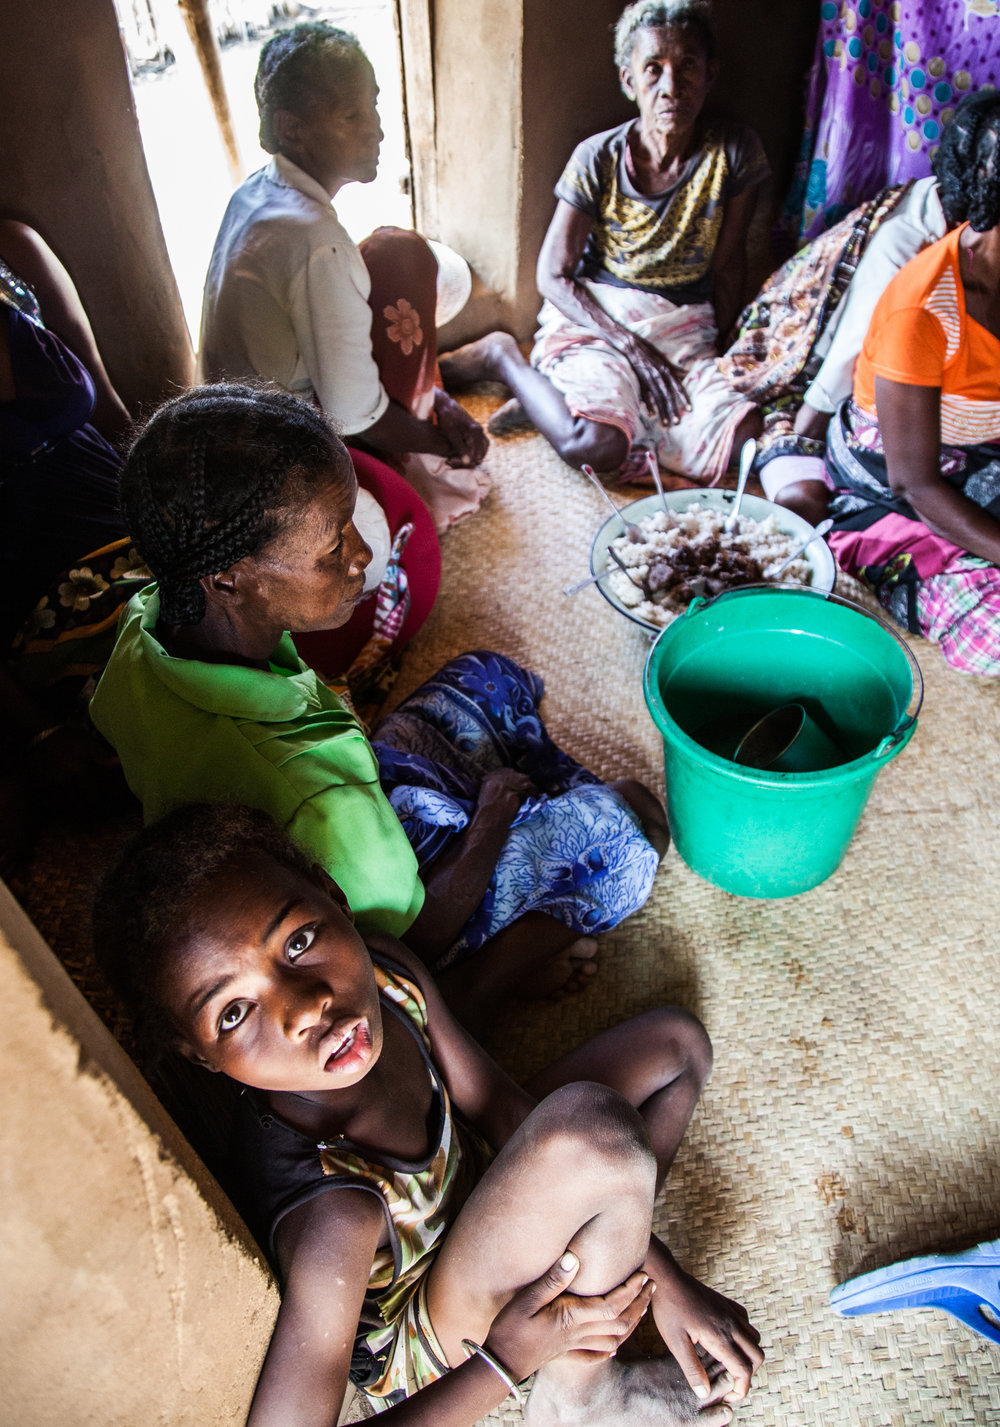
[[460, 1338, 527, 1406]]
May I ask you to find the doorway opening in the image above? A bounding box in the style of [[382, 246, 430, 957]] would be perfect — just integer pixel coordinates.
[[113, 0, 413, 343]]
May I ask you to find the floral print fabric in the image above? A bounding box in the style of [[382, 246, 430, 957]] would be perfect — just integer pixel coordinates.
[[372, 651, 659, 964], [783, 0, 1000, 242], [719, 184, 906, 469], [532, 287, 756, 485]]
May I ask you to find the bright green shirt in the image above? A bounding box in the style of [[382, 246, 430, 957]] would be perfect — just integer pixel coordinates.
[[90, 586, 424, 937]]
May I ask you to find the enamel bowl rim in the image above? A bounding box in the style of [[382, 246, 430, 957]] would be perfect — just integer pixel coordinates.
[[589, 488, 838, 633]]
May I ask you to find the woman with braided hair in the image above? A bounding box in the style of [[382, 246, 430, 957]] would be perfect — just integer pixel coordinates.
[[89, 384, 668, 1027], [820, 90, 1000, 676], [199, 20, 493, 535]]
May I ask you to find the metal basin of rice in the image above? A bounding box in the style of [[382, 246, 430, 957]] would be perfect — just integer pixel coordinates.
[[589, 489, 838, 634]]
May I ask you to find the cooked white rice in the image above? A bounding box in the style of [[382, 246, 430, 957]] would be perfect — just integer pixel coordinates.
[[605, 507, 814, 628]]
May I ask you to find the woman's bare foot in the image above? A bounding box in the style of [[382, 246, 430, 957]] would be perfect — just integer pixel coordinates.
[[611, 779, 670, 860], [437, 919, 599, 1032], [488, 396, 536, 437], [521, 934, 599, 1002], [526, 1354, 736, 1425], [439, 331, 523, 389]]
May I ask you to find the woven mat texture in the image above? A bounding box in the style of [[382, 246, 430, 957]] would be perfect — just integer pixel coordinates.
[[16, 397, 1000, 1427]]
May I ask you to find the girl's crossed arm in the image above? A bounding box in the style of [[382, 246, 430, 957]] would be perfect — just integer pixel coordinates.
[[250, 1167, 650, 1427], [642, 1234, 763, 1405], [251, 1183, 529, 1427]]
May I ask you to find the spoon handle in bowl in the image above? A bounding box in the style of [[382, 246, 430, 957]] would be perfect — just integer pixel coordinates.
[[723, 438, 756, 534], [563, 567, 610, 597], [768, 518, 834, 578], [645, 451, 673, 523], [606, 545, 645, 590], [581, 464, 633, 531]]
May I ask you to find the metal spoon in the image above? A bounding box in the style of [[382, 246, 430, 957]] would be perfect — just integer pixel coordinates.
[[645, 451, 674, 524], [581, 464, 643, 542], [563, 566, 613, 597], [606, 545, 646, 591], [767, 518, 834, 578], [723, 438, 757, 535]]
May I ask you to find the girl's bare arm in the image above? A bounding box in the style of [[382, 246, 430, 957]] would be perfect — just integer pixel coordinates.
[[253, 1186, 515, 1427], [642, 1234, 763, 1405], [368, 933, 537, 1149], [537, 200, 689, 425], [247, 1188, 384, 1427], [875, 375, 1000, 563]]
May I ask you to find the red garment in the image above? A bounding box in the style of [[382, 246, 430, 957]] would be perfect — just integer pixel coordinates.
[[358, 227, 490, 532], [293, 446, 441, 679], [362, 226, 441, 408]]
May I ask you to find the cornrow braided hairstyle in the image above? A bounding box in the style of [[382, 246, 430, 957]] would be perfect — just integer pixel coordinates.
[[120, 382, 348, 626], [613, 0, 717, 81], [932, 90, 1000, 232], [255, 21, 364, 154]]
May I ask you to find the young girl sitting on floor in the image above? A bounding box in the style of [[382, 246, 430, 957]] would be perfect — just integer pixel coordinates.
[[95, 802, 762, 1427]]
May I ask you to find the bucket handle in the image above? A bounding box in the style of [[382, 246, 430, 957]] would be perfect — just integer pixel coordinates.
[[681, 583, 924, 756]]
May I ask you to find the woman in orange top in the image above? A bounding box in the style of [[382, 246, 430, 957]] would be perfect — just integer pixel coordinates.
[[822, 92, 1000, 676]]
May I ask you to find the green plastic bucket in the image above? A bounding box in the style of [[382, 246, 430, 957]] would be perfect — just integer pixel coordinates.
[[643, 586, 923, 898]]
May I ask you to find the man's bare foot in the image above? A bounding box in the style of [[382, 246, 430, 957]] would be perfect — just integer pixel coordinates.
[[439, 331, 522, 389], [526, 1355, 736, 1425], [611, 779, 670, 860], [519, 934, 599, 1002], [488, 396, 536, 437]]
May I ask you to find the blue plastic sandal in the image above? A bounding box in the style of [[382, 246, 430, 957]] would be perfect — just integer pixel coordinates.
[[830, 1237, 1000, 1344]]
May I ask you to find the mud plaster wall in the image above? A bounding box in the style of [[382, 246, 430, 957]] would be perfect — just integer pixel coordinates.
[[0, 0, 193, 412], [0, 882, 277, 1426], [431, 0, 817, 345]]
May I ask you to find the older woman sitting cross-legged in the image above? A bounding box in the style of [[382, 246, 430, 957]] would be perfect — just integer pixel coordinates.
[[440, 0, 769, 486]]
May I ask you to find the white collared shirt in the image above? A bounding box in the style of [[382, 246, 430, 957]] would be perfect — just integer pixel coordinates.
[[804, 176, 947, 414], [198, 154, 390, 436]]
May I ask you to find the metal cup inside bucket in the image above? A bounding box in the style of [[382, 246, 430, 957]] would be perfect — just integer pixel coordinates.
[[643, 586, 923, 898], [732, 702, 845, 773]]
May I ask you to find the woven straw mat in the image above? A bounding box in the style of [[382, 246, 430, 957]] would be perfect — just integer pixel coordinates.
[[18, 396, 1000, 1427]]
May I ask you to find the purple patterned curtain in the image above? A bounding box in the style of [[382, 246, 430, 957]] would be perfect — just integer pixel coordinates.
[[783, 0, 1000, 243]]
